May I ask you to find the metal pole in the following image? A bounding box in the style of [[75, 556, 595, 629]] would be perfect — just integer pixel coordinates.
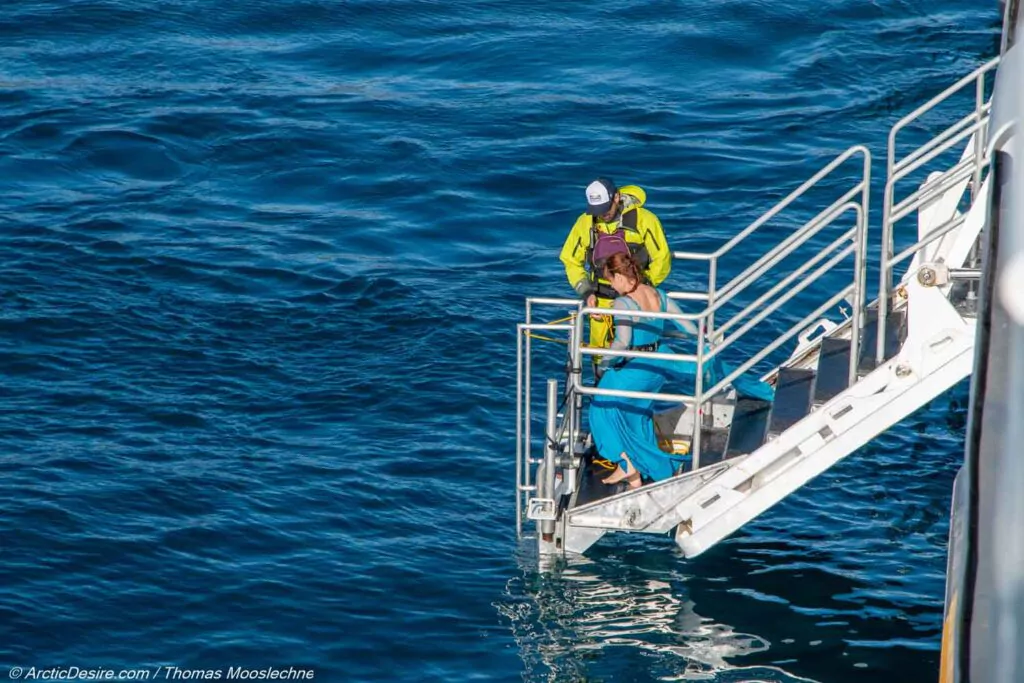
[[541, 379, 558, 542], [572, 310, 584, 443], [880, 124, 900, 366], [525, 302, 532, 494], [973, 73, 984, 204], [564, 316, 579, 491], [878, 184, 893, 365], [707, 257, 718, 342], [851, 150, 871, 384], [850, 205, 865, 386], [564, 316, 574, 445], [566, 385, 578, 491], [571, 311, 583, 453], [516, 324, 523, 538], [879, 123, 898, 367], [691, 317, 706, 472], [968, 73, 985, 272]]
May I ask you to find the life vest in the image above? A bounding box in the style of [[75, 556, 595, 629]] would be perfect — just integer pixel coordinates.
[[585, 208, 651, 299]]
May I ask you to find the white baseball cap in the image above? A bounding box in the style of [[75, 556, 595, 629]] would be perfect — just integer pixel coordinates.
[[585, 178, 617, 216]]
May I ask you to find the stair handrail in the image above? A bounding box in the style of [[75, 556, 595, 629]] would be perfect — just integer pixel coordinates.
[[707, 209, 861, 360], [878, 56, 999, 363], [709, 198, 863, 337], [672, 145, 870, 342]]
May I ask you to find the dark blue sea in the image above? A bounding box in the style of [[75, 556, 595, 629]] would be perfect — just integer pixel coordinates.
[[0, 1, 1002, 681]]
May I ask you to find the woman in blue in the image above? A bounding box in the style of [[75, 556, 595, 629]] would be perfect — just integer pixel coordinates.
[[589, 251, 697, 489]]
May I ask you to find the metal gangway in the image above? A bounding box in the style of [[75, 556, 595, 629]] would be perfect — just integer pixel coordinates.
[[516, 57, 999, 560]]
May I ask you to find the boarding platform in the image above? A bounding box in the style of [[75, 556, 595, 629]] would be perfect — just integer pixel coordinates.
[[516, 58, 998, 561]]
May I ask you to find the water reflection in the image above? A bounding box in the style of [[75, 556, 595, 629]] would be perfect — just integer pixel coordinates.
[[498, 545, 816, 683]]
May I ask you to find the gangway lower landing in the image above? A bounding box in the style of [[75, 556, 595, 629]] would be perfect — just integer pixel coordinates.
[[515, 57, 998, 561]]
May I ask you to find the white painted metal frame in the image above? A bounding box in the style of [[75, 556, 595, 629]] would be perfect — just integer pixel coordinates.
[[878, 57, 999, 362], [676, 281, 976, 557]]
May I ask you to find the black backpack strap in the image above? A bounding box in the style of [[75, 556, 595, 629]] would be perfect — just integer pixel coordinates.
[[618, 208, 650, 274], [621, 209, 638, 230], [586, 217, 598, 272]]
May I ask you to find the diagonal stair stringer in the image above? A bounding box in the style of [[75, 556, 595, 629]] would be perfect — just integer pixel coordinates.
[[674, 311, 975, 557]]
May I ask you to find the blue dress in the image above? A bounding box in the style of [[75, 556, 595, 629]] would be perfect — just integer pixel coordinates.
[[588, 289, 690, 482]]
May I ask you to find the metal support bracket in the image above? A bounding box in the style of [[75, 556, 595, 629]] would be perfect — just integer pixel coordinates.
[[527, 498, 557, 521], [918, 262, 951, 287]]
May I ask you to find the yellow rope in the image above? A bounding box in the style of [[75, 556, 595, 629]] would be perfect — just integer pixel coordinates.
[[523, 314, 576, 345], [525, 333, 568, 344]]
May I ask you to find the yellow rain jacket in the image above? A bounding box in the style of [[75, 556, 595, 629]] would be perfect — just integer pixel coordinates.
[[559, 184, 671, 299]]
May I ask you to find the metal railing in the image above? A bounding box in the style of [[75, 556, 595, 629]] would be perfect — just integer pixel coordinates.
[[516, 298, 580, 538], [877, 56, 999, 362], [568, 145, 871, 471]]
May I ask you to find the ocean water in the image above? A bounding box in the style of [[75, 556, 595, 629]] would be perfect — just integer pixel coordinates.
[[0, 1, 1001, 682]]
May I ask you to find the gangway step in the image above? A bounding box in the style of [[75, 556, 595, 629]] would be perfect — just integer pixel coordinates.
[[814, 337, 853, 404], [696, 427, 730, 466], [857, 308, 907, 374], [726, 399, 772, 456], [767, 368, 816, 437]]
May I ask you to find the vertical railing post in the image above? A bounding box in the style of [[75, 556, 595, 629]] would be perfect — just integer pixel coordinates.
[[564, 313, 580, 490], [516, 324, 524, 538], [691, 317, 706, 472], [850, 205, 865, 386], [967, 72, 986, 272], [569, 311, 582, 448], [573, 308, 585, 391], [879, 132, 897, 365], [540, 379, 558, 542], [850, 150, 871, 384], [572, 308, 585, 485], [707, 257, 718, 342], [973, 72, 985, 205], [525, 301, 533, 494]]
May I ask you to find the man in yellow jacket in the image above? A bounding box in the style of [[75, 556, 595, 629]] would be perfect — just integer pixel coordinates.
[[560, 178, 672, 366]]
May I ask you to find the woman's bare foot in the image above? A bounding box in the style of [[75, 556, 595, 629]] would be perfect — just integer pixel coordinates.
[[602, 465, 631, 485], [603, 452, 643, 487]]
